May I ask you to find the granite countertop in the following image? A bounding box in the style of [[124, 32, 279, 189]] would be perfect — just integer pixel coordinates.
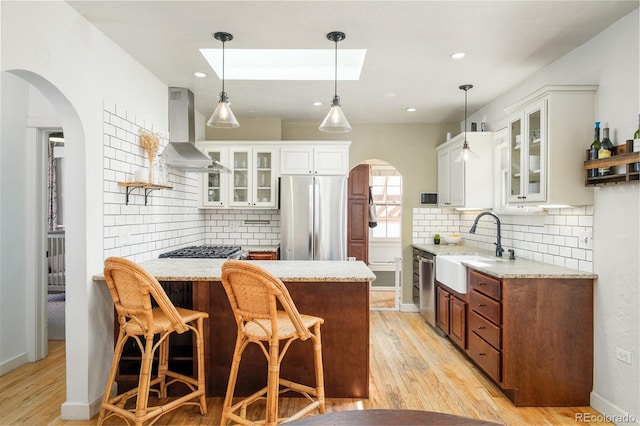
[[412, 243, 597, 279], [93, 259, 376, 282]]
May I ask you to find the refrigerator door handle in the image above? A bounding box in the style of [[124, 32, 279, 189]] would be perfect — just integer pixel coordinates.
[[308, 180, 314, 259], [312, 177, 320, 259]]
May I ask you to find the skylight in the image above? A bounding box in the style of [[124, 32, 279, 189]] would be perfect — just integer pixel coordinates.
[[199, 49, 366, 80]]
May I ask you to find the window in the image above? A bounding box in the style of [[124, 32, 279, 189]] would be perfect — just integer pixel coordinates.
[[370, 168, 402, 239]]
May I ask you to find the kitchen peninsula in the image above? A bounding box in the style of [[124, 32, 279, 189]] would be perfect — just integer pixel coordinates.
[[94, 259, 375, 398]]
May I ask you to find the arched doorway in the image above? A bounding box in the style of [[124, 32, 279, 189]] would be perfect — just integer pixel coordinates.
[[348, 159, 402, 311], [1, 70, 84, 406]]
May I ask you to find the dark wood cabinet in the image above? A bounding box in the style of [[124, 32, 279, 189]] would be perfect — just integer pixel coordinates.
[[436, 286, 450, 334], [449, 296, 466, 349], [411, 249, 421, 305], [436, 285, 466, 349], [246, 251, 278, 260], [113, 278, 370, 399], [465, 269, 593, 407], [347, 164, 369, 263]]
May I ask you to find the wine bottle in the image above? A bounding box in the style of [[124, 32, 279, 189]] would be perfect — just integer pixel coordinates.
[[598, 126, 614, 176], [588, 122, 600, 178], [634, 114, 640, 172]]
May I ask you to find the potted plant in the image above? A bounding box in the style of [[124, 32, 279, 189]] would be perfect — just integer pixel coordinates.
[[433, 234, 441, 245]]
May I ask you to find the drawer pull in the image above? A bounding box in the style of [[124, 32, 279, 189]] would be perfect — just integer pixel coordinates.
[[478, 304, 486, 307], [478, 353, 486, 356], [478, 326, 486, 329], [478, 282, 486, 286]]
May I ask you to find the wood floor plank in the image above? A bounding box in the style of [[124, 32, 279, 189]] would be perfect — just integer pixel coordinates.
[[0, 311, 612, 425]]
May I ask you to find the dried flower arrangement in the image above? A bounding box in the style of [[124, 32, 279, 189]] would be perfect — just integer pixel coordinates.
[[139, 130, 160, 183]]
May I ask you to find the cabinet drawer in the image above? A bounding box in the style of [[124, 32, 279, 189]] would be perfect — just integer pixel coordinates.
[[469, 311, 501, 349], [468, 332, 501, 383], [469, 270, 501, 300], [246, 251, 278, 260], [470, 290, 501, 325]]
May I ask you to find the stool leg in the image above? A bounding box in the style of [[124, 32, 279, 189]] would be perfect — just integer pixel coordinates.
[[158, 334, 169, 398], [221, 333, 245, 426], [134, 335, 155, 425], [195, 317, 207, 415], [265, 338, 280, 426], [313, 323, 326, 414], [98, 328, 127, 425]]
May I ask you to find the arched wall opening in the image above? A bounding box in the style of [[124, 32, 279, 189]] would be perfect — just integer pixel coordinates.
[[1, 69, 93, 419]]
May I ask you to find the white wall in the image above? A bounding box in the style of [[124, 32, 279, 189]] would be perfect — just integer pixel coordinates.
[[1, 1, 169, 419], [459, 9, 639, 422]]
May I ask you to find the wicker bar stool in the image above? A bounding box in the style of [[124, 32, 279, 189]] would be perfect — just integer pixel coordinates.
[[98, 257, 208, 426], [220, 260, 325, 426]]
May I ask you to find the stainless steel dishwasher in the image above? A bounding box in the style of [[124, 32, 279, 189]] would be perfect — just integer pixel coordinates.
[[418, 252, 436, 326]]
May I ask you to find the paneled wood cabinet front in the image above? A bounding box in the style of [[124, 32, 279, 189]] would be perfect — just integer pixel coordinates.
[[436, 284, 466, 349], [197, 142, 278, 209], [280, 142, 350, 175], [463, 269, 594, 407]]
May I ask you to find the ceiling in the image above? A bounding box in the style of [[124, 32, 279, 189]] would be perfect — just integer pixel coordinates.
[[66, 0, 638, 126]]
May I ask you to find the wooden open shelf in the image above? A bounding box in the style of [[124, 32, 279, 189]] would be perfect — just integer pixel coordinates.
[[118, 182, 173, 205], [584, 142, 639, 186]]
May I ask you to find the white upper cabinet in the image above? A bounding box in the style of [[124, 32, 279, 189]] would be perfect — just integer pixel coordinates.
[[504, 85, 596, 206], [436, 132, 494, 209], [280, 141, 350, 175], [197, 141, 278, 209]]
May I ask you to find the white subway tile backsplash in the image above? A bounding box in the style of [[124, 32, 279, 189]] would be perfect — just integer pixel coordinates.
[[413, 206, 593, 272]]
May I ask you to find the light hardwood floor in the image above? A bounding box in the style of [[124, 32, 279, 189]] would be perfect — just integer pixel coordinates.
[[0, 310, 611, 425]]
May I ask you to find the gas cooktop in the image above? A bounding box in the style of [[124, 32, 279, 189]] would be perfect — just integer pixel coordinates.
[[159, 245, 241, 259]]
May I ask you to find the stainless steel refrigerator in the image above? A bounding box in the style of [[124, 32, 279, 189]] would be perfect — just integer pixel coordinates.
[[280, 175, 347, 260]]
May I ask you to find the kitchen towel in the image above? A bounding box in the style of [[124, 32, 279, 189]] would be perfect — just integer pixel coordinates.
[[368, 186, 377, 228]]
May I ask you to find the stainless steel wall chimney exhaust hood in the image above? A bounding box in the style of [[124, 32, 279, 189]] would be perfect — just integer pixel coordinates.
[[163, 87, 229, 173]]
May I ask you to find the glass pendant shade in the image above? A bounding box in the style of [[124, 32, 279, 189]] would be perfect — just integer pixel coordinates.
[[207, 31, 239, 128], [319, 31, 351, 133], [207, 93, 239, 128], [454, 83, 476, 162], [454, 140, 479, 162], [319, 96, 352, 133]]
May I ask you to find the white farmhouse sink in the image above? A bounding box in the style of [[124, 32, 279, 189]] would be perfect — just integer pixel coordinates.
[[435, 255, 498, 294]]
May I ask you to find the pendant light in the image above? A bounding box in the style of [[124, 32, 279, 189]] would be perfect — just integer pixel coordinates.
[[454, 84, 479, 162], [319, 31, 352, 133], [207, 32, 239, 128]]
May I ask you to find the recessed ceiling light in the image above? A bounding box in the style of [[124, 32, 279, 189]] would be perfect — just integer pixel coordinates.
[[193, 71, 207, 78], [199, 48, 367, 80], [312, 101, 323, 107], [405, 107, 417, 112], [450, 52, 466, 59]]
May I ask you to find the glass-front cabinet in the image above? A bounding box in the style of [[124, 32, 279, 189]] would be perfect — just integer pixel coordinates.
[[201, 146, 229, 207], [197, 142, 278, 209], [229, 147, 277, 208], [507, 99, 546, 203]]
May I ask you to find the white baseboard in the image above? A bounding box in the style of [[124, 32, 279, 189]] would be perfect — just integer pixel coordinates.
[[370, 286, 395, 291], [590, 392, 639, 425], [61, 393, 104, 420], [400, 303, 419, 313], [0, 351, 28, 375]]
